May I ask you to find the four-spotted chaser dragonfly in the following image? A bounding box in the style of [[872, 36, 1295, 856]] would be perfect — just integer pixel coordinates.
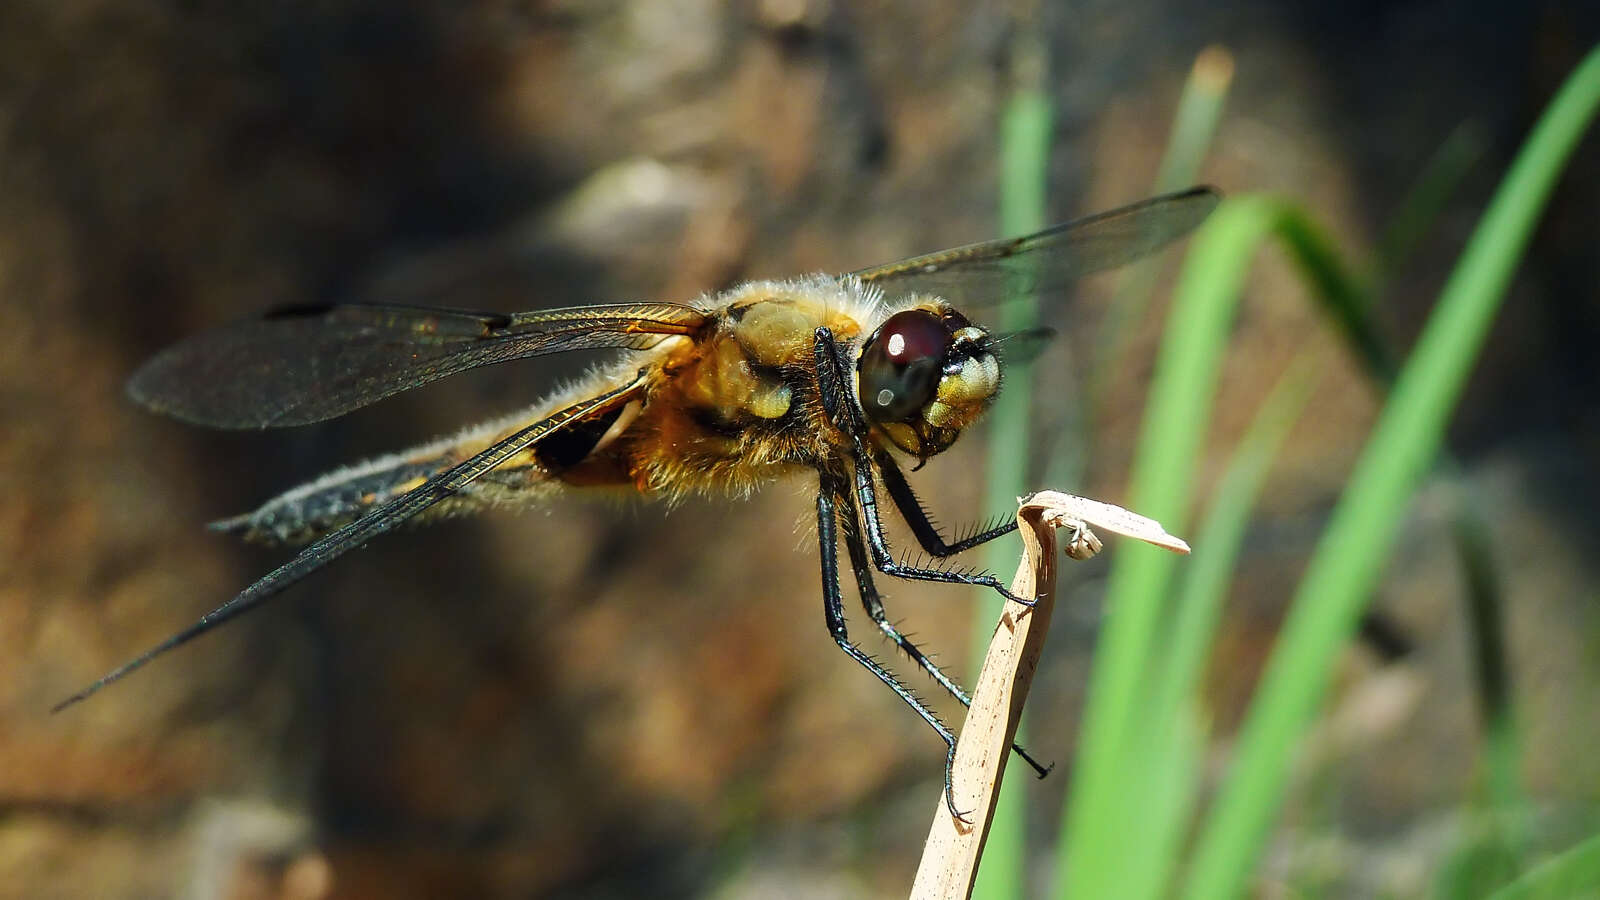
[[55, 186, 1219, 807]]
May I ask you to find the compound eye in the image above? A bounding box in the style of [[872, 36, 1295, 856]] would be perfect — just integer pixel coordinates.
[[858, 309, 949, 424]]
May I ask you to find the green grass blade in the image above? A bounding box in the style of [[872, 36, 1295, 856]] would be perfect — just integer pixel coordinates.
[[971, 44, 1053, 900], [1355, 125, 1523, 823], [1182, 43, 1600, 900], [1487, 833, 1600, 900], [1283, 133, 1522, 822], [1121, 360, 1319, 900], [1154, 47, 1235, 194], [1085, 47, 1234, 437], [1273, 209, 1396, 383], [1055, 194, 1283, 897], [1442, 471, 1523, 824], [1375, 122, 1488, 283]]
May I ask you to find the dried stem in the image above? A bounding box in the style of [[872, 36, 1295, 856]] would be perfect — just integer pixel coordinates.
[[911, 491, 1188, 899]]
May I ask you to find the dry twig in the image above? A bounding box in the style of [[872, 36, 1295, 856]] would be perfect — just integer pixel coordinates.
[[910, 491, 1188, 899]]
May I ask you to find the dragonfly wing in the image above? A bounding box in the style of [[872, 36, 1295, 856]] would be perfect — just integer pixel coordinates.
[[54, 373, 648, 712], [128, 301, 707, 429], [853, 187, 1219, 308]]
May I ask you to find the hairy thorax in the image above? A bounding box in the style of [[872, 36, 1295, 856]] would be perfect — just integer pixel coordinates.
[[595, 278, 875, 500]]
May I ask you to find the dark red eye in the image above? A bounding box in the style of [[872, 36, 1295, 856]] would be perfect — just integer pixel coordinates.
[[878, 310, 949, 365], [857, 310, 950, 424]]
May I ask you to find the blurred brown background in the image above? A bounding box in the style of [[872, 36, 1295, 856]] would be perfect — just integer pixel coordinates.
[[4, 1, 1599, 897]]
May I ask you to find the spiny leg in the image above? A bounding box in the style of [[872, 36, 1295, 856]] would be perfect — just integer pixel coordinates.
[[809, 326, 1028, 605], [874, 448, 1017, 558], [816, 473, 969, 820], [830, 476, 1051, 779], [849, 443, 1032, 604], [834, 478, 968, 700]]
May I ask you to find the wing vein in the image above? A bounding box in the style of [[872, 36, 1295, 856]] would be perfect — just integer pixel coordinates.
[[53, 374, 647, 712]]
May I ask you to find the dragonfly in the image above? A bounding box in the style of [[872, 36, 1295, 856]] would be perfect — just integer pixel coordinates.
[[55, 186, 1219, 813]]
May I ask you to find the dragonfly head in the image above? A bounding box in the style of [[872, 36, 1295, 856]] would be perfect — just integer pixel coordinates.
[[856, 303, 999, 460]]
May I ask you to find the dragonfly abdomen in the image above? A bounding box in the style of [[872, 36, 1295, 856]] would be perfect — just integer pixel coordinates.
[[209, 454, 454, 546]]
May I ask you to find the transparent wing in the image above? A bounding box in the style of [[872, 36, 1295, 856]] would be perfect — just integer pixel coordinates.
[[128, 301, 708, 429], [53, 374, 649, 712], [853, 187, 1219, 307]]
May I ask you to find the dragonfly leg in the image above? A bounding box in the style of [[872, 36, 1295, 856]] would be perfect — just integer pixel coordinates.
[[815, 473, 971, 820], [873, 449, 1018, 558], [829, 475, 1051, 779]]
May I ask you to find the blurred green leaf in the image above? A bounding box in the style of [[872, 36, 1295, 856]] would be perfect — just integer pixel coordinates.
[[1123, 361, 1318, 900], [1086, 46, 1234, 452], [972, 46, 1054, 900], [1184, 43, 1600, 900], [1487, 833, 1600, 900], [1057, 193, 1289, 898]]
